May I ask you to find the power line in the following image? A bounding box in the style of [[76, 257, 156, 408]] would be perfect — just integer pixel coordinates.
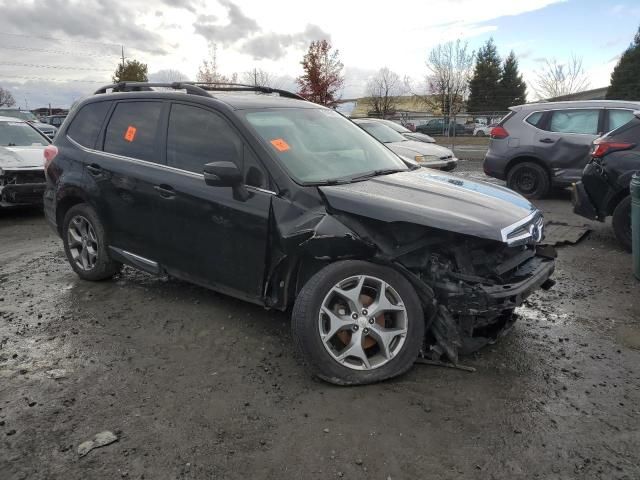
[[0, 73, 107, 84], [0, 61, 113, 72], [0, 32, 121, 50], [0, 44, 120, 58]]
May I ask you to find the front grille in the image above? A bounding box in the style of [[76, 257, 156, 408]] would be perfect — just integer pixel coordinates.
[[0, 170, 46, 185], [501, 212, 544, 246]]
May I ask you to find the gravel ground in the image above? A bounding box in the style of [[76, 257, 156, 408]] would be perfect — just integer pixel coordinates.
[[1, 160, 639, 480]]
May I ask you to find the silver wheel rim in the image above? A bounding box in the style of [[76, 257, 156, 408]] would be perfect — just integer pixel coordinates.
[[318, 275, 408, 371], [67, 215, 98, 271]]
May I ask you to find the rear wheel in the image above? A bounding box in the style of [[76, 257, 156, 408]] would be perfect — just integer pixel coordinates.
[[292, 260, 425, 385], [506, 161, 550, 199], [612, 196, 632, 252], [475, 130, 486, 137], [62, 204, 121, 281]]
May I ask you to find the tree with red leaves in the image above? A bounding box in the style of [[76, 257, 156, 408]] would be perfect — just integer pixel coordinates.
[[296, 40, 344, 107]]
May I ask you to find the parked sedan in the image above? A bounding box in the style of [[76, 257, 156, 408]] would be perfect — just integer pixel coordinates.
[[572, 111, 640, 251], [473, 123, 497, 136], [0, 109, 58, 139], [0, 116, 50, 207], [361, 118, 436, 143], [353, 119, 457, 171], [416, 118, 466, 136]]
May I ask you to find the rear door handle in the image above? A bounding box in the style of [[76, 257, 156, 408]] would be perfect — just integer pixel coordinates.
[[86, 164, 103, 176], [154, 184, 176, 199], [539, 138, 555, 144]]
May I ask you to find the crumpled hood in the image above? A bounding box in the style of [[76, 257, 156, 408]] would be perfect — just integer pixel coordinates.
[[319, 169, 536, 242], [0, 146, 46, 169], [386, 140, 454, 159]]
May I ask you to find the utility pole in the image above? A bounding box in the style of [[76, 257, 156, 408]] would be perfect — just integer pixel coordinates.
[[121, 46, 126, 70]]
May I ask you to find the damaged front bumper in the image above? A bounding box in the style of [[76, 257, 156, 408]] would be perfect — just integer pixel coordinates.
[[417, 246, 556, 363], [0, 182, 46, 207]]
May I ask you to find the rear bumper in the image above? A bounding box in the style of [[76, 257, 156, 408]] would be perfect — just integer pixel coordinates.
[[571, 181, 599, 220], [482, 152, 507, 180], [0, 183, 46, 207]]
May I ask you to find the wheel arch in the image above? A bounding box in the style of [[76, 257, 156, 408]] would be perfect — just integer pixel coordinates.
[[606, 189, 630, 216], [55, 188, 92, 236]]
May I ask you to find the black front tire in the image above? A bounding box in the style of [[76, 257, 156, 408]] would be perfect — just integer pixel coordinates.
[[506, 161, 550, 199], [612, 196, 632, 252], [62, 203, 121, 281], [291, 260, 425, 386]]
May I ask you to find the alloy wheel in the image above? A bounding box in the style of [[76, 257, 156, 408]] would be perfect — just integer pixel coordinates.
[[318, 275, 408, 371], [67, 215, 98, 271]]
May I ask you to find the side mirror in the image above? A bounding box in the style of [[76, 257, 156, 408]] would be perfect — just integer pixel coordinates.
[[203, 161, 243, 187]]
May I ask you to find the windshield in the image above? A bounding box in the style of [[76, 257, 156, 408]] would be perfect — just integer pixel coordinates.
[[0, 110, 38, 122], [357, 122, 407, 143], [379, 120, 411, 133], [242, 108, 408, 184], [0, 121, 49, 146]]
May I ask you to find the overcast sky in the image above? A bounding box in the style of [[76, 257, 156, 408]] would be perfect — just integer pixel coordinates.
[[0, 0, 638, 108]]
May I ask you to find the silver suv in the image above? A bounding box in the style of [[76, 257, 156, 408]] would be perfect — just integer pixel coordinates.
[[483, 100, 640, 198]]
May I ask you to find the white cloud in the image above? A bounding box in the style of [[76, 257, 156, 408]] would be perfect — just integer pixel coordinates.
[[0, 0, 568, 107]]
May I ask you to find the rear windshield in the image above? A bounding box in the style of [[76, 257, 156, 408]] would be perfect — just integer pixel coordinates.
[[0, 110, 38, 122], [242, 108, 407, 184], [358, 122, 407, 143], [0, 121, 49, 146]]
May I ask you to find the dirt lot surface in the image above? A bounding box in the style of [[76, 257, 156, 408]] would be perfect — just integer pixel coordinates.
[[1, 161, 639, 480]]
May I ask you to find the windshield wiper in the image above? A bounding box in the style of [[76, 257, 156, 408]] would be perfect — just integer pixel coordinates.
[[350, 169, 405, 182]]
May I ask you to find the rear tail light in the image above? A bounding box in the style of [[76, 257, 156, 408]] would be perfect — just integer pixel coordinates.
[[44, 145, 58, 170], [591, 138, 635, 158], [490, 126, 509, 139]]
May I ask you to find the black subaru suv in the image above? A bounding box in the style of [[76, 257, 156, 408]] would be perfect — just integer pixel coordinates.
[[44, 82, 555, 385], [573, 111, 640, 251]]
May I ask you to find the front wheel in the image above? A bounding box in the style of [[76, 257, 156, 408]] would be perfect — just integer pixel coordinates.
[[292, 261, 425, 385], [612, 196, 632, 252]]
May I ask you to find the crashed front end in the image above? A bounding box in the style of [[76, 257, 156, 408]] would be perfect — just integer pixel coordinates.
[[0, 168, 46, 207], [401, 215, 555, 362]]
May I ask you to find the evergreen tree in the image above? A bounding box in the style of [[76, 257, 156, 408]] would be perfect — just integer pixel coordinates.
[[607, 26, 640, 100], [112, 59, 148, 83], [466, 38, 502, 112], [499, 51, 527, 109]]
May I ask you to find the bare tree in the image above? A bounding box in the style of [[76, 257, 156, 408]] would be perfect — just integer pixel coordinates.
[[0, 87, 16, 107], [242, 68, 280, 88], [196, 43, 234, 83], [425, 40, 474, 117], [533, 55, 589, 99], [366, 67, 407, 118], [151, 69, 189, 82]]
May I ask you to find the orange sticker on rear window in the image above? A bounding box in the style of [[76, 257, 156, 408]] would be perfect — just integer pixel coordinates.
[[270, 138, 290, 152], [124, 125, 137, 142]]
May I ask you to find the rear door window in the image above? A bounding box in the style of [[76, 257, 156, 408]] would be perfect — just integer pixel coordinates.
[[103, 101, 163, 163], [607, 109, 635, 132], [166, 103, 243, 174], [67, 101, 112, 148], [549, 109, 599, 135]]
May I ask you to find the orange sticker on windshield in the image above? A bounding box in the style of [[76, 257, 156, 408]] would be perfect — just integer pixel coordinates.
[[124, 125, 137, 142], [270, 138, 290, 152]]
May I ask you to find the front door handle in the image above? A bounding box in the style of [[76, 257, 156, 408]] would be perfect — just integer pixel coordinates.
[[539, 138, 555, 144], [86, 164, 103, 176], [154, 184, 175, 199]]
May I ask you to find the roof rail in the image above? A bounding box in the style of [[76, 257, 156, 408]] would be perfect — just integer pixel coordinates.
[[94, 82, 211, 97], [94, 81, 306, 101], [191, 82, 306, 100]]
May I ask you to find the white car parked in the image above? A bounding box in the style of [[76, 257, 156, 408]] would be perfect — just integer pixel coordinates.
[[0, 116, 50, 207]]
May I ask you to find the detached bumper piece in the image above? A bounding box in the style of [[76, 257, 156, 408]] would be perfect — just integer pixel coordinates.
[[572, 181, 598, 221]]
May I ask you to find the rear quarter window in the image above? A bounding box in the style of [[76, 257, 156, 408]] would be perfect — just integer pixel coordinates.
[[524, 111, 543, 127], [66, 101, 111, 148], [103, 101, 163, 163]]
